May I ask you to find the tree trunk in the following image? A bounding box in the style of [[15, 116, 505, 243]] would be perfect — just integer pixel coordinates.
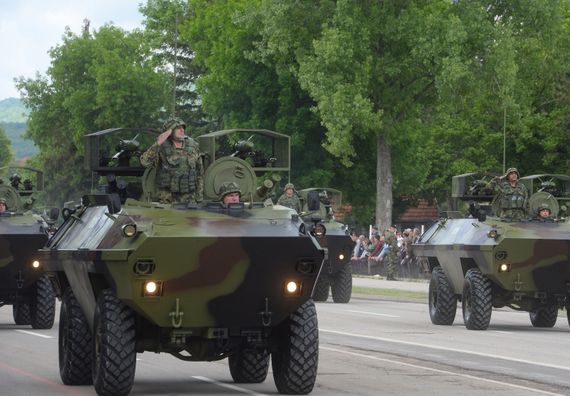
[[376, 133, 393, 232]]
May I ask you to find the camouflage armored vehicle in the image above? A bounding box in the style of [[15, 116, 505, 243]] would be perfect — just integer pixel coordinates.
[[414, 172, 570, 330], [0, 166, 56, 329], [41, 128, 324, 395], [297, 188, 353, 303]]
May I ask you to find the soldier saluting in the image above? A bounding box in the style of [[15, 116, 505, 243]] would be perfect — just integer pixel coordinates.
[[489, 167, 528, 220], [140, 117, 204, 204]]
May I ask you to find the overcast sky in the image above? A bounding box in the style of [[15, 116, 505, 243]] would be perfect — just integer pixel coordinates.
[[0, 1, 144, 100]]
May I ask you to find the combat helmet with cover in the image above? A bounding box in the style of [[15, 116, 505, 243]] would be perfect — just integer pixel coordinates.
[[537, 203, 551, 215], [505, 167, 519, 178], [284, 183, 295, 191], [162, 117, 186, 131], [218, 181, 242, 200]]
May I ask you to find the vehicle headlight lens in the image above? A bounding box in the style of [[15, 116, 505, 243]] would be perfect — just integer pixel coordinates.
[[487, 229, 499, 239], [32, 260, 40, 269], [142, 280, 162, 296], [122, 224, 137, 237], [338, 254, 345, 261], [283, 281, 302, 296], [499, 263, 511, 272]]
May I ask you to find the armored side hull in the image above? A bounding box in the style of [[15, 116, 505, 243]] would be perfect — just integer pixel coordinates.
[[0, 214, 48, 303]]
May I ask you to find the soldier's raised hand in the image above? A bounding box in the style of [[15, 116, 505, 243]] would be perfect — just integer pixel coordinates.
[[156, 129, 172, 145]]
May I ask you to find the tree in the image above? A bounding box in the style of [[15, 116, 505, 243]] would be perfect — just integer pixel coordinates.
[[16, 22, 169, 204], [0, 125, 13, 167]]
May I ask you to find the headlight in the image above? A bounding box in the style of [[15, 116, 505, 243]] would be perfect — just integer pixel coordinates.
[[487, 229, 499, 239], [122, 224, 137, 237], [142, 280, 163, 297], [283, 280, 302, 296], [32, 260, 40, 269], [498, 263, 511, 272], [338, 254, 345, 261]]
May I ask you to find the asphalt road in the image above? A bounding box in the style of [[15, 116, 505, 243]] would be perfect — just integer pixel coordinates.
[[0, 292, 569, 395]]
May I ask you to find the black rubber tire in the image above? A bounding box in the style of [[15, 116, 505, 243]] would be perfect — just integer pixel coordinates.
[[229, 348, 270, 383], [272, 299, 319, 394], [312, 272, 329, 302], [530, 305, 558, 328], [13, 303, 31, 325], [428, 266, 457, 325], [30, 275, 56, 329], [92, 289, 136, 396], [331, 264, 352, 303], [462, 269, 493, 330], [59, 287, 93, 385]]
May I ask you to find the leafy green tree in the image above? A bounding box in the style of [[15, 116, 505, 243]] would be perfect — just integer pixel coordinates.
[[140, 0, 210, 132], [0, 125, 13, 167], [16, 23, 169, 204]]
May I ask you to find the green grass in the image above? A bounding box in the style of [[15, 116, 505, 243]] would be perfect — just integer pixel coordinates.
[[353, 286, 427, 300]]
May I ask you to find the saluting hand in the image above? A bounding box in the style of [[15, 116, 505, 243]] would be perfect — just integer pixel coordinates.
[[156, 129, 172, 145]]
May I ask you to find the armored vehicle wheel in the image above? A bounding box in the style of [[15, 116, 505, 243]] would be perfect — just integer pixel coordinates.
[[272, 300, 319, 394], [13, 303, 31, 325], [312, 273, 330, 301], [529, 305, 558, 328], [229, 348, 270, 383], [331, 264, 352, 303], [462, 269, 492, 330], [59, 287, 93, 385], [429, 266, 457, 325], [30, 275, 56, 329], [92, 289, 136, 396]]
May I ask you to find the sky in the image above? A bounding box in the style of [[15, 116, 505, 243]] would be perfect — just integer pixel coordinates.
[[0, 0, 144, 100]]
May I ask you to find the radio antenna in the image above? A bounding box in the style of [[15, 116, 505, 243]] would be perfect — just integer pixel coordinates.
[[171, 13, 178, 118]]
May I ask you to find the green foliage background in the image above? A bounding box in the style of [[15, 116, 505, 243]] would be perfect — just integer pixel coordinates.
[[10, 0, 570, 227]]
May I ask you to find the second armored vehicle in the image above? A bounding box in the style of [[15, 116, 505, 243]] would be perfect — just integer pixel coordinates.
[[414, 172, 570, 330], [42, 128, 324, 395], [298, 188, 353, 303], [0, 167, 55, 329]]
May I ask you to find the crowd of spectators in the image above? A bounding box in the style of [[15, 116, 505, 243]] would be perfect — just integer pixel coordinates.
[[350, 226, 423, 279]]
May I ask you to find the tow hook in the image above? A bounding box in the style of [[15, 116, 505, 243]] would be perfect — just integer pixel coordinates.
[[16, 271, 24, 289], [169, 298, 184, 328], [259, 297, 272, 326], [514, 273, 522, 292]]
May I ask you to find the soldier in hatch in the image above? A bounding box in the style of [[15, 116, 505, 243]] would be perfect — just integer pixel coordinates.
[[218, 182, 242, 205], [536, 203, 553, 221], [140, 117, 204, 204], [0, 198, 7, 213], [489, 167, 529, 220], [277, 183, 301, 212]]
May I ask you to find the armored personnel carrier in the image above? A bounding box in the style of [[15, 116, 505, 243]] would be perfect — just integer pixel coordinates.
[[298, 188, 353, 303], [0, 166, 56, 329], [41, 128, 324, 395], [414, 172, 570, 330]]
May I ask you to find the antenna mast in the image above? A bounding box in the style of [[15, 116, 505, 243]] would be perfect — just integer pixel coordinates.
[[171, 13, 178, 118]]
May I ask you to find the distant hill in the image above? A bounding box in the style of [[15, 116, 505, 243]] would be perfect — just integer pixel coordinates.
[[0, 97, 37, 160], [0, 97, 29, 123]]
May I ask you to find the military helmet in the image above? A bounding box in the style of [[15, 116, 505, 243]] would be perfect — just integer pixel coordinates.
[[284, 183, 295, 191], [218, 182, 242, 199], [162, 117, 186, 131], [0, 197, 6, 205], [537, 203, 551, 214], [505, 167, 519, 178]]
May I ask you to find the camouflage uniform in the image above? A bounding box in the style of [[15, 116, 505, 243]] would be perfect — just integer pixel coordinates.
[[489, 168, 528, 220], [277, 183, 301, 212], [385, 228, 398, 280], [140, 137, 203, 204]]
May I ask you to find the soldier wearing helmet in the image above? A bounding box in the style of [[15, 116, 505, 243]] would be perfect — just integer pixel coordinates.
[[0, 198, 7, 213], [536, 203, 552, 221], [489, 167, 529, 220], [277, 182, 301, 212], [218, 182, 242, 205], [140, 117, 204, 204]]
